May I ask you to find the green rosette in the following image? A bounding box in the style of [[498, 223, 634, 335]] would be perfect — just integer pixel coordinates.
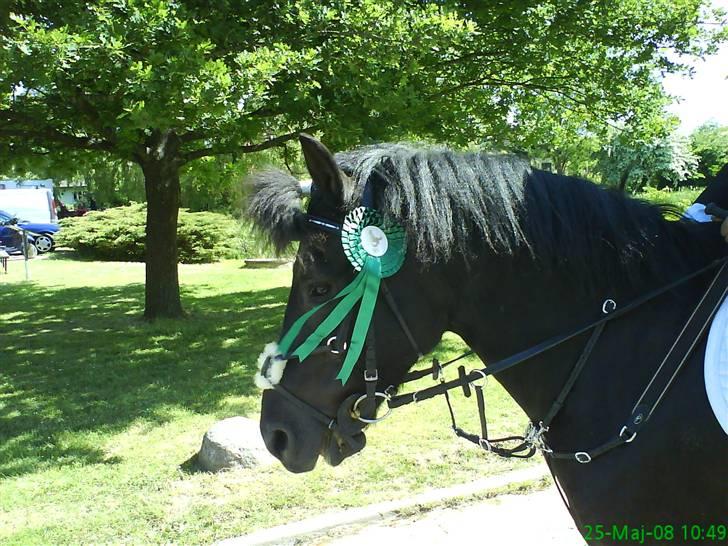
[[341, 207, 407, 278]]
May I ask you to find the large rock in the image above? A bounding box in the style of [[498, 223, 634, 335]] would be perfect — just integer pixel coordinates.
[[198, 416, 276, 471]]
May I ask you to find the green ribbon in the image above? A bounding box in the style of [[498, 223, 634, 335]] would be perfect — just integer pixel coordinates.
[[336, 257, 381, 383], [277, 268, 367, 357], [277, 256, 382, 385], [277, 207, 406, 385]]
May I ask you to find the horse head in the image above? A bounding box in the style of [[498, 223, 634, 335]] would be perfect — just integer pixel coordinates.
[[249, 135, 450, 472]]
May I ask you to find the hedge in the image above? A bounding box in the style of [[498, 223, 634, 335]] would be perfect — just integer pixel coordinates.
[[56, 204, 246, 263]]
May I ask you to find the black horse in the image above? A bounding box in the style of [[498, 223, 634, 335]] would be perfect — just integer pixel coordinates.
[[249, 135, 727, 544]]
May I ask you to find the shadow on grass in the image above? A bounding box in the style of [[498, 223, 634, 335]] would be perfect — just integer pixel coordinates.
[[0, 280, 288, 478]]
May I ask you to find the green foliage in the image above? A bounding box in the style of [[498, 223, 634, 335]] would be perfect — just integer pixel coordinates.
[[596, 129, 699, 192], [2, 1, 724, 159], [637, 186, 702, 211], [1, 0, 724, 315], [56, 204, 244, 263], [689, 122, 728, 179]]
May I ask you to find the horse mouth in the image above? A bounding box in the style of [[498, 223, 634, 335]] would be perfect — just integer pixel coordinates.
[[322, 429, 367, 466]]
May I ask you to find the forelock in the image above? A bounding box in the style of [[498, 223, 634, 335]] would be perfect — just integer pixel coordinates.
[[247, 169, 304, 254]]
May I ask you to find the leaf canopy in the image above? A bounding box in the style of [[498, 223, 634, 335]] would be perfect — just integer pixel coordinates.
[[1, 0, 724, 162]]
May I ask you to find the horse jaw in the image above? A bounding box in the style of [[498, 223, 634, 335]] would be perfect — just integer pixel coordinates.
[[321, 430, 367, 467]]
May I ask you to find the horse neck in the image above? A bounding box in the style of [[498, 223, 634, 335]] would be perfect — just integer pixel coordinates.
[[444, 222, 719, 422]]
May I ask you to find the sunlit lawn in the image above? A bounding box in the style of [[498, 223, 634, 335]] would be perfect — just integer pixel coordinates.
[[0, 254, 533, 545]]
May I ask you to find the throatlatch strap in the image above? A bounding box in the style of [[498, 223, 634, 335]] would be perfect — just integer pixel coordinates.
[[381, 280, 424, 359]]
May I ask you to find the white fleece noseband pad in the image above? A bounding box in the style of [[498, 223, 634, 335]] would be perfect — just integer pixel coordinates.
[[255, 342, 288, 390]]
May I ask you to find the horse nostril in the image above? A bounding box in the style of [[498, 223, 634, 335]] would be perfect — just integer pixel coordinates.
[[270, 428, 289, 457]]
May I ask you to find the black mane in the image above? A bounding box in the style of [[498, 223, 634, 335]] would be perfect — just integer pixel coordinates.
[[249, 143, 711, 287]]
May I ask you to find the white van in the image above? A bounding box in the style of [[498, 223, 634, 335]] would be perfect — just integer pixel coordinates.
[[0, 189, 58, 224]]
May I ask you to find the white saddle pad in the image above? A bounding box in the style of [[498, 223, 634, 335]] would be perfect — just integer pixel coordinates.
[[683, 202, 728, 435], [705, 295, 728, 436]]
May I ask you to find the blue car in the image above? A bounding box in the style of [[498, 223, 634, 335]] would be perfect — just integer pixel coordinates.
[[0, 209, 59, 253]]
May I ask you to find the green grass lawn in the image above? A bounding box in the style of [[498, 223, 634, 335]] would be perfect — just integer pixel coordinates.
[[0, 255, 533, 545]]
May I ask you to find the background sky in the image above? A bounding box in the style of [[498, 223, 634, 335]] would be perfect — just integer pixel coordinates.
[[662, 0, 728, 134]]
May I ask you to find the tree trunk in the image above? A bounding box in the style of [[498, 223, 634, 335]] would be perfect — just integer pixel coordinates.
[[618, 159, 639, 192], [139, 131, 185, 319]]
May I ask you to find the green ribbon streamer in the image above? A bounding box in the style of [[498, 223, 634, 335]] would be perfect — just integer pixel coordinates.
[[276, 255, 384, 385], [335, 257, 381, 384], [278, 268, 367, 356], [290, 271, 367, 362], [277, 206, 406, 385]]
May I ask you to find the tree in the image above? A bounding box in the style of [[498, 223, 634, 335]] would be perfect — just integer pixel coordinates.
[[689, 122, 728, 179], [2, 1, 723, 317], [508, 97, 603, 177], [597, 129, 699, 192]]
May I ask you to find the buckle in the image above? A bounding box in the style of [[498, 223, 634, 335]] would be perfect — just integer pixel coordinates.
[[575, 451, 592, 464], [524, 421, 551, 453], [364, 369, 378, 382]]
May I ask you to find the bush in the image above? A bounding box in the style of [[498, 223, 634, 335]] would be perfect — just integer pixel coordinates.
[[636, 186, 702, 212], [57, 204, 245, 263]]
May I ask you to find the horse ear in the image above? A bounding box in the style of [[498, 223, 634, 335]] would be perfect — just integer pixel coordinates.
[[299, 133, 351, 206]]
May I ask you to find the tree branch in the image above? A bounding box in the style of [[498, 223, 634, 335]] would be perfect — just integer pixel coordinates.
[[0, 110, 115, 152], [181, 127, 316, 163], [0, 125, 115, 153]]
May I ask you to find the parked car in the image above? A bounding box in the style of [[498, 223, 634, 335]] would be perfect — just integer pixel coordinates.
[[0, 218, 38, 257], [0, 209, 59, 253]]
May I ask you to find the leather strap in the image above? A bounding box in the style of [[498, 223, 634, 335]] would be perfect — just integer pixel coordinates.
[[547, 259, 728, 463], [541, 321, 607, 428], [625, 259, 728, 436], [390, 258, 728, 409]]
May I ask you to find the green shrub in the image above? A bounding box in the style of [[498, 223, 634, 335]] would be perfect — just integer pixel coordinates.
[[57, 204, 245, 263], [636, 186, 702, 212]]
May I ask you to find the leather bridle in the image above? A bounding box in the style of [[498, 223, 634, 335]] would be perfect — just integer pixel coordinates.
[[269, 201, 728, 465]]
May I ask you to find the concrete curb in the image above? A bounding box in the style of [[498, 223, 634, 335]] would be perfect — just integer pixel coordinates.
[[217, 465, 549, 546]]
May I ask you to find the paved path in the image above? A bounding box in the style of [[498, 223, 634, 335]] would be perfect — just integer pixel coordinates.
[[311, 488, 586, 546]]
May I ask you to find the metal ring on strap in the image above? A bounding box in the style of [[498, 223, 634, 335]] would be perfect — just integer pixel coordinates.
[[602, 299, 617, 314], [326, 336, 348, 355], [619, 426, 637, 443], [575, 451, 592, 464], [352, 392, 393, 424], [469, 369, 488, 388]]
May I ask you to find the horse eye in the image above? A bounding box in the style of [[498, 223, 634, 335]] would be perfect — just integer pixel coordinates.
[[309, 284, 331, 298]]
